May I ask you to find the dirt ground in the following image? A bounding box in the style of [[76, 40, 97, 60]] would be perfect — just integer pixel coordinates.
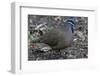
[[28, 15, 88, 60]]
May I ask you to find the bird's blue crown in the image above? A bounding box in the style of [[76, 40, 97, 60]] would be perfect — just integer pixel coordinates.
[[66, 17, 76, 33]]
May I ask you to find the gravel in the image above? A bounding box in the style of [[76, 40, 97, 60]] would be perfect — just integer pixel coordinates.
[[28, 15, 88, 61]]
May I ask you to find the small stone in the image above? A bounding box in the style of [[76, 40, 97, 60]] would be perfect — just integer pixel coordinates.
[[68, 54, 74, 58], [76, 31, 85, 41], [73, 38, 77, 41], [41, 46, 52, 52]]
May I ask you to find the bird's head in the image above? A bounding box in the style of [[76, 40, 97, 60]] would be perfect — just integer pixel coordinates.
[[65, 17, 76, 33]]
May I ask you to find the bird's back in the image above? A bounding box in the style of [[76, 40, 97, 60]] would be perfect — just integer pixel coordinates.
[[40, 25, 73, 50]]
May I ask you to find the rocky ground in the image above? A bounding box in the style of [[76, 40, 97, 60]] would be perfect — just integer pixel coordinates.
[[28, 15, 88, 61]]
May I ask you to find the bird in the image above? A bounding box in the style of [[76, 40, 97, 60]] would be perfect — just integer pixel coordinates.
[[38, 17, 76, 50]]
